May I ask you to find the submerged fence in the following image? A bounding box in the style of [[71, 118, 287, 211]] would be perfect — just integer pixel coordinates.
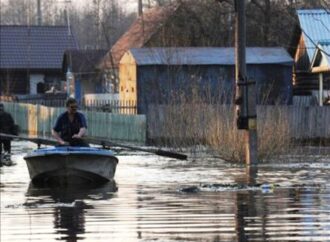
[[2, 102, 146, 143], [259, 105, 330, 140], [147, 104, 330, 143], [3, 102, 330, 146]]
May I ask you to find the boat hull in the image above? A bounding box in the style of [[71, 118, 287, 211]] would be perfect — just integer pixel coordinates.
[[24, 147, 118, 185]]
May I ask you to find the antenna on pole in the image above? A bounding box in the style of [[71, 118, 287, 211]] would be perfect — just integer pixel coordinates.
[[37, 0, 42, 25], [64, 0, 72, 36], [27, 0, 31, 94], [58, 0, 73, 97]]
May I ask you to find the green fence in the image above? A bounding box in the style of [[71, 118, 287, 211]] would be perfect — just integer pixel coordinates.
[[2, 102, 146, 143]]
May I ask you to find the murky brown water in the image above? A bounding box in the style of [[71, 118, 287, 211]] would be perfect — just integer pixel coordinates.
[[1, 141, 330, 242]]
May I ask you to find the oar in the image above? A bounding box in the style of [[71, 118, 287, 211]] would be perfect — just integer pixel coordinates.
[[85, 137, 188, 160], [0, 133, 63, 146], [0, 133, 188, 160]]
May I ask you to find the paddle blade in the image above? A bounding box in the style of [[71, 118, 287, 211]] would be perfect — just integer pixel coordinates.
[[155, 149, 187, 160]]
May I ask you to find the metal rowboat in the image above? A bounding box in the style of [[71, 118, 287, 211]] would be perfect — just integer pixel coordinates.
[[24, 146, 118, 185]]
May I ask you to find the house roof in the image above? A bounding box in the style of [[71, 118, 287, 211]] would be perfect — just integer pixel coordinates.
[[0, 25, 78, 70], [123, 47, 293, 66], [63, 49, 107, 73], [297, 9, 330, 61], [101, 3, 180, 69]]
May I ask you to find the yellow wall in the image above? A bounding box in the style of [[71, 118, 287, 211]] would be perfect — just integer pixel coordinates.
[[119, 51, 137, 103]]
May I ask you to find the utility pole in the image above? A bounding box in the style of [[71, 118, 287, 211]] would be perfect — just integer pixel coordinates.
[[235, 0, 258, 165]]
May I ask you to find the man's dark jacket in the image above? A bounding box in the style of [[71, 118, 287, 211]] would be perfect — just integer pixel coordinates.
[[0, 111, 16, 140]]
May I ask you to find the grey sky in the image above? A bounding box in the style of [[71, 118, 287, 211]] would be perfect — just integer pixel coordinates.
[[65, 0, 137, 12], [0, 0, 137, 13]]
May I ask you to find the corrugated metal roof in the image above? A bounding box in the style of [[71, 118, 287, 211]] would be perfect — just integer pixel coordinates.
[[0, 25, 79, 70], [297, 9, 330, 61], [127, 47, 293, 65]]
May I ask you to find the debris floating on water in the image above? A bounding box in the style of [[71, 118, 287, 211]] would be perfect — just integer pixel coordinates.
[[179, 183, 279, 193]]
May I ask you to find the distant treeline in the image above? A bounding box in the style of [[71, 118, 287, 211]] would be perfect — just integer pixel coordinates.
[[1, 0, 329, 51]]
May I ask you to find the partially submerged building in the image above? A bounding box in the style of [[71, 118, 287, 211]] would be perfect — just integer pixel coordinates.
[[119, 47, 293, 114]]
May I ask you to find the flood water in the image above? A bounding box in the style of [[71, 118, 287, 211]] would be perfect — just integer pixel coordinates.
[[1, 141, 330, 242]]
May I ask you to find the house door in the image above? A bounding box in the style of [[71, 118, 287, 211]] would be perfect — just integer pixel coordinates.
[[29, 74, 44, 94]]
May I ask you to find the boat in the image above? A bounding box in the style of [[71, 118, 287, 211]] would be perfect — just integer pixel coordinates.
[[24, 146, 118, 185]]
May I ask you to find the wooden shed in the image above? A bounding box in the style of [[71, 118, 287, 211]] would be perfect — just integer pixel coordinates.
[[119, 47, 293, 114]]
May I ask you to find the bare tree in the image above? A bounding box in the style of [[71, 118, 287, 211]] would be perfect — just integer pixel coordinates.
[[0, 0, 36, 25], [1, 0, 329, 50], [41, 0, 63, 25]]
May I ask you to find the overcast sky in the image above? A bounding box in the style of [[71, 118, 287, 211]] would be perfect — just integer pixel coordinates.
[[71, 0, 137, 12], [0, 0, 138, 13]]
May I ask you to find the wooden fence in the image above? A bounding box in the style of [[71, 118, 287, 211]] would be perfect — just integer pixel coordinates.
[[3, 102, 330, 145], [83, 100, 137, 114], [2, 102, 146, 143], [0, 96, 137, 114], [259, 105, 330, 139], [147, 104, 330, 142]]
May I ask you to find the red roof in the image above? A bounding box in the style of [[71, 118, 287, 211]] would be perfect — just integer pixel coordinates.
[[100, 3, 180, 69]]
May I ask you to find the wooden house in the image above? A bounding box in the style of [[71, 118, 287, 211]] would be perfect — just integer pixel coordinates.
[[0, 25, 78, 96], [293, 9, 330, 105], [99, 1, 235, 87], [100, 3, 180, 70], [98, 3, 180, 89], [119, 47, 293, 114]]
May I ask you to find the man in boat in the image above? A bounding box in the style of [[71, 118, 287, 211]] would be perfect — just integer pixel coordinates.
[[0, 103, 16, 162], [52, 98, 89, 146]]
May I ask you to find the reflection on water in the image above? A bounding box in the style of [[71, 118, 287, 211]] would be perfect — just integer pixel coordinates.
[[24, 182, 117, 241], [1, 141, 330, 241]]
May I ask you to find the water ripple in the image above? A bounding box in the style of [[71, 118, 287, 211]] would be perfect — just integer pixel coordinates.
[[1, 141, 330, 241]]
